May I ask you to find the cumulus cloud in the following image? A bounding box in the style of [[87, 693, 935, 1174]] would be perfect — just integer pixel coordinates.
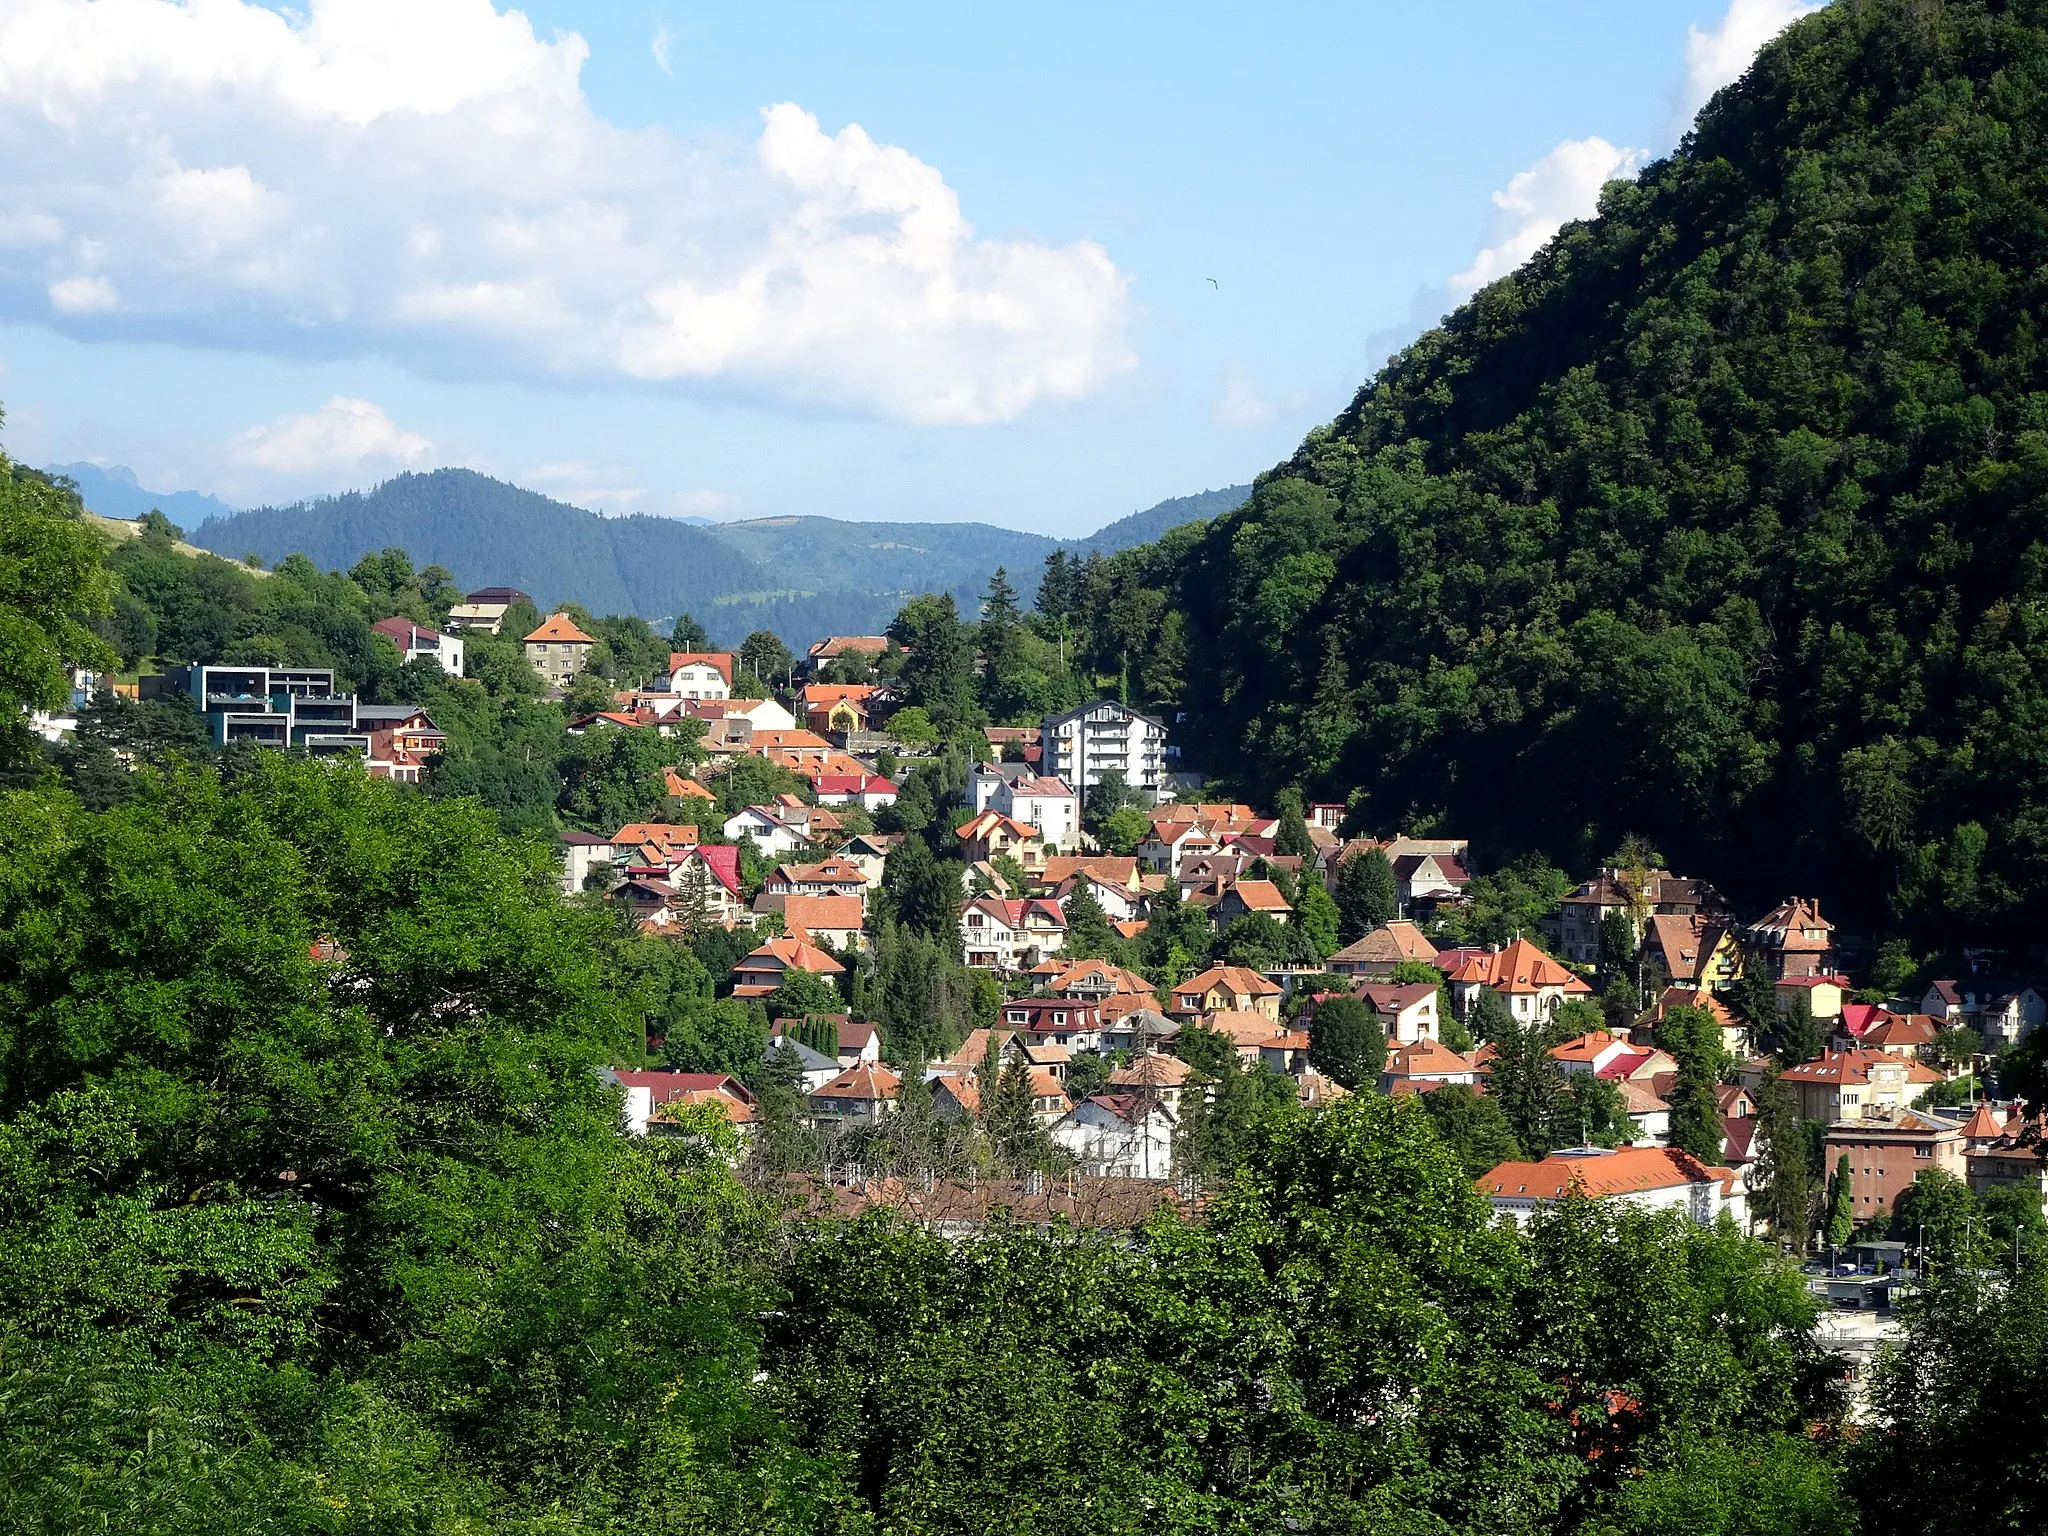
[[520, 458, 649, 515], [1211, 366, 1275, 430], [1448, 137, 1646, 300], [0, 0, 1133, 425], [228, 397, 433, 475], [1674, 0, 1824, 134]]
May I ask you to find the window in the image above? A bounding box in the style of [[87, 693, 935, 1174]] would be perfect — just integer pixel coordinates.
[[1916, 1145, 1932, 1158]]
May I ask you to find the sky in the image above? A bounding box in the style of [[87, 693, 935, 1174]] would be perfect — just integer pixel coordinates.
[[0, 0, 1822, 535]]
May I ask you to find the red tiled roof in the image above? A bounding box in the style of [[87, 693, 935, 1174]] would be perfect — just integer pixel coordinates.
[[1448, 938, 1591, 996], [811, 1062, 901, 1101], [526, 613, 595, 643], [1482, 1146, 1738, 1200], [668, 651, 734, 685]]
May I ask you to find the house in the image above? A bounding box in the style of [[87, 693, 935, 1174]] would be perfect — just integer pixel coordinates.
[[1824, 1107, 1966, 1224], [165, 663, 367, 752], [1614, 1079, 1672, 1145], [659, 652, 734, 699], [1051, 1094, 1177, 1179], [558, 829, 618, 895], [1551, 870, 1724, 967], [1211, 879, 1293, 927], [723, 806, 812, 859], [834, 833, 898, 888], [1137, 817, 1227, 876], [1776, 973, 1849, 1022], [1057, 870, 1145, 924], [371, 615, 464, 676], [956, 811, 1046, 873], [1958, 1101, 2026, 1153], [444, 585, 531, 635], [1040, 700, 1169, 798], [809, 1062, 901, 1122], [1639, 986, 1750, 1058], [1480, 1146, 1748, 1228], [612, 822, 703, 865], [1345, 981, 1440, 1044], [664, 768, 717, 806], [1256, 1029, 1313, 1075], [983, 772, 1081, 851], [732, 937, 848, 999], [1040, 957, 1154, 1003], [1379, 1039, 1481, 1096], [774, 894, 867, 951], [1965, 1139, 2048, 1215], [1199, 1010, 1287, 1065], [703, 696, 800, 732], [615, 877, 678, 928], [749, 728, 837, 770], [804, 635, 890, 675], [601, 1069, 757, 1137], [1100, 1007, 1179, 1055], [998, 998, 1104, 1052], [1859, 1012, 1941, 1060], [1778, 1049, 1941, 1123], [934, 1028, 1073, 1085], [523, 613, 596, 690], [1107, 1052, 1192, 1114], [801, 683, 876, 734], [1389, 850, 1471, 915], [1641, 913, 1741, 992], [765, 858, 869, 899], [1327, 921, 1439, 980], [1446, 938, 1592, 1025], [1174, 965, 1283, 1021], [1547, 1031, 1642, 1078], [664, 845, 747, 929], [1744, 896, 1835, 979], [831, 1018, 882, 1069], [1920, 980, 2048, 1049], [762, 1036, 843, 1092], [961, 896, 1067, 972], [813, 773, 899, 811]]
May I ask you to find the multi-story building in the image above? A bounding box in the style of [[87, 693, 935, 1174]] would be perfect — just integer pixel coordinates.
[[1825, 1107, 1965, 1226], [1549, 869, 1723, 967], [658, 652, 733, 699], [444, 586, 532, 635], [166, 664, 368, 753], [1040, 700, 1169, 799], [523, 613, 596, 691], [370, 616, 464, 676]]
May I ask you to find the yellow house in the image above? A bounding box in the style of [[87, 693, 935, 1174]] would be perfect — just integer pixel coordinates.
[[1172, 965, 1283, 1021]]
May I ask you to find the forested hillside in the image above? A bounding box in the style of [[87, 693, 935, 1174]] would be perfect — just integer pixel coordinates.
[[1085, 0, 2048, 947]]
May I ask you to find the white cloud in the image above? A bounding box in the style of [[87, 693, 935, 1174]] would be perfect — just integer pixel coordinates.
[[1448, 137, 1646, 300], [666, 489, 740, 518], [1675, 0, 1824, 134], [520, 458, 649, 514], [651, 24, 673, 76], [0, 0, 1133, 425], [1211, 366, 1275, 430], [228, 396, 433, 475]]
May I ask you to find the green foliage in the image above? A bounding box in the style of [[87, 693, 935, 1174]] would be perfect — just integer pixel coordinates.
[[1659, 1002, 1730, 1163], [1583, 1434, 1856, 1536], [1825, 1155, 1856, 1250], [1295, 870, 1341, 958], [767, 967, 845, 1021], [1100, 803, 1153, 856], [1487, 1013, 1570, 1157], [1440, 857, 1575, 949], [1753, 1075, 1819, 1252], [1334, 844, 1397, 942], [1306, 994, 1386, 1090], [1418, 1082, 1523, 1176], [1775, 987, 1824, 1069], [0, 460, 115, 761]]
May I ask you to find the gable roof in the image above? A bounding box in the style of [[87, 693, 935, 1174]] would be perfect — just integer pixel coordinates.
[[1447, 938, 1591, 996], [1354, 981, 1438, 1014], [781, 894, 867, 938], [1383, 1038, 1475, 1078], [525, 612, 595, 644], [371, 615, 450, 648], [1199, 1009, 1285, 1045], [668, 651, 735, 684], [811, 1062, 902, 1101], [739, 936, 848, 976], [1482, 1146, 1739, 1200], [1178, 965, 1283, 999], [1043, 855, 1141, 889], [1329, 921, 1439, 966], [1224, 878, 1292, 912], [1779, 1048, 1942, 1086]]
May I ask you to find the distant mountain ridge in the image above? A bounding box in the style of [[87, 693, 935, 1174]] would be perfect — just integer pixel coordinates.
[[52, 462, 240, 530], [102, 465, 1253, 648]]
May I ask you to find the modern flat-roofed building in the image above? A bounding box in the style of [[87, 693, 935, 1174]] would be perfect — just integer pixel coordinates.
[[1041, 700, 1169, 799], [166, 664, 367, 754]]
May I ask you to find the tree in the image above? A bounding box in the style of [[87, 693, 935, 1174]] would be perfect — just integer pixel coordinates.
[[1824, 1154, 1855, 1250], [1891, 1167, 1980, 1272], [1599, 907, 1638, 979], [1273, 787, 1314, 858], [1487, 1015, 1568, 1157], [885, 704, 939, 748], [1083, 769, 1133, 829], [1418, 1082, 1522, 1176], [0, 459, 115, 763], [738, 628, 796, 691], [890, 594, 978, 731], [1774, 986, 1824, 1068], [1295, 872, 1341, 959], [1100, 804, 1152, 856], [1557, 1072, 1633, 1149], [1060, 884, 1122, 963], [880, 835, 960, 948], [1753, 1074, 1817, 1252], [1306, 995, 1386, 1090], [670, 613, 711, 651], [1658, 1001, 1727, 1164], [768, 968, 845, 1021], [1468, 984, 1516, 1043], [1334, 845, 1397, 941]]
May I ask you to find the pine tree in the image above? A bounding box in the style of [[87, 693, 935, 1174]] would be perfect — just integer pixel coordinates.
[[1825, 1153, 1856, 1249], [1775, 986, 1824, 1067], [1487, 1013, 1566, 1157], [986, 1056, 1044, 1174], [1296, 874, 1341, 959], [670, 613, 711, 651], [1335, 845, 1398, 943], [1273, 788, 1314, 858], [1754, 1074, 1815, 1252], [1659, 1002, 1727, 1164]]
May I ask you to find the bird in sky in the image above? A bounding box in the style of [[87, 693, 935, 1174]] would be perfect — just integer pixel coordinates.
[[1205, 277, 1219, 288]]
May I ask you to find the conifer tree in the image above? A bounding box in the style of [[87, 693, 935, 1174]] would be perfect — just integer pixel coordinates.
[[1335, 845, 1398, 942], [1825, 1153, 1856, 1249]]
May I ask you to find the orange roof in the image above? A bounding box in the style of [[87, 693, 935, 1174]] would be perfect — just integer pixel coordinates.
[[663, 768, 717, 801], [1483, 1146, 1738, 1200], [1200, 1009, 1285, 1045], [1384, 1038, 1476, 1077], [1447, 937, 1591, 996], [1111, 1054, 1193, 1088], [1227, 879, 1292, 912], [1780, 1048, 1942, 1086], [1549, 1030, 1628, 1064], [1046, 958, 1155, 995], [668, 651, 734, 685], [525, 612, 595, 644], [612, 822, 700, 851], [801, 683, 878, 706], [811, 1062, 901, 1101], [957, 810, 1039, 843], [1177, 965, 1283, 999], [752, 729, 832, 751], [1330, 921, 1439, 965], [1959, 1102, 2007, 1140], [782, 894, 866, 937], [1043, 855, 1141, 889], [738, 936, 847, 976]]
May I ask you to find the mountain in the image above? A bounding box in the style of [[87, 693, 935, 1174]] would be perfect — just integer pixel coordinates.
[[1101, 0, 2048, 946], [53, 462, 240, 529], [1067, 484, 1249, 554], [180, 470, 1247, 648]]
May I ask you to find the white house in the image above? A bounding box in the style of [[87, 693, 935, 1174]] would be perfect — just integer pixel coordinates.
[[1041, 700, 1169, 799], [960, 896, 1067, 972], [723, 806, 811, 858], [558, 829, 618, 896], [996, 774, 1081, 851], [1480, 1146, 1747, 1229], [657, 652, 733, 699], [371, 617, 465, 676], [1051, 1093, 1177, 1179]]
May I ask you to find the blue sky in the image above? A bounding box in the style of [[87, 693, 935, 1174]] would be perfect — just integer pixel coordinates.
[[0, 0, 1818, 534]]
